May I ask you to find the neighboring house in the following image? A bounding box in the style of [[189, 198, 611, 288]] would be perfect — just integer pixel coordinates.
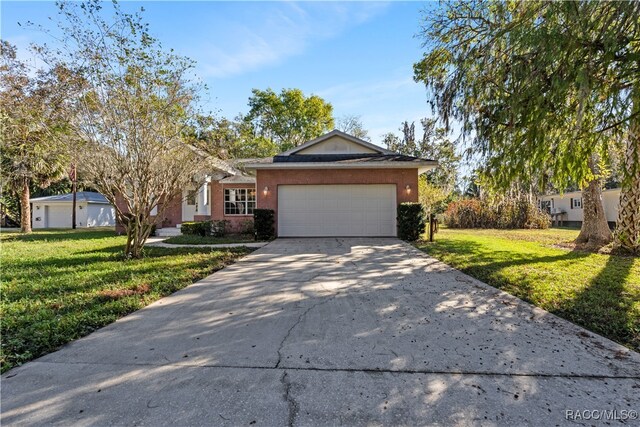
[[30, 192, 116, 228], [147, 130, 437, 237], [537, 188, 621, 228]]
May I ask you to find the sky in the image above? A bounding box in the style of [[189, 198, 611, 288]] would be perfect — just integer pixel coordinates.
[[1, 1, 438, 147]]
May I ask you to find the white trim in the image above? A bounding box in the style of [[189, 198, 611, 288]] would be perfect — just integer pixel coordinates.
[[244, 161, 437, 174], [279, 130, 393, 156]]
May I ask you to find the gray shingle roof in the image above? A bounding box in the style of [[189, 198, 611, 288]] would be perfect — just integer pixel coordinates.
[[29, 192, 111, 204], [264, 153, 436, 164]]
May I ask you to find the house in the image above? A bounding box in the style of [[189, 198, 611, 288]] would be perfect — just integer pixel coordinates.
[[30, 191, 116, 228], [537, 188, 621, 228], [150, 130, 437, 237]]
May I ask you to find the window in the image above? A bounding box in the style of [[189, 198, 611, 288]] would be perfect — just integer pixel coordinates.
[[571, 197, 582, 209], [540, 200, 552, 214], [186, 190, 197, 206], [224, 188, 256, 215]]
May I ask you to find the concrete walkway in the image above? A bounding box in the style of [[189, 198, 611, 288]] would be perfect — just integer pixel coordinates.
[[2, 238, 639, 426]]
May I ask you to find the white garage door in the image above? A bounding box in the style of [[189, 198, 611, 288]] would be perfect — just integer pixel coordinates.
[[278, 184, 397, 237], [46, 205, 72, 228]]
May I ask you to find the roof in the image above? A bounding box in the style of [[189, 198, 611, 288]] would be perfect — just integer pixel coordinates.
[[218, 175, 256, 184], [30, 191, 111, 204], [244, 130, 437, 173], [270, 153, 434, 164], [280, 129, 393, 156]]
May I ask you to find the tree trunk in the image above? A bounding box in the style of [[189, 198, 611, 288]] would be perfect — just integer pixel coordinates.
[[613, 89, 640, 254], [576, 156, 611, 248], [20, 178, 32, 233], [124, 215, 152, 259]]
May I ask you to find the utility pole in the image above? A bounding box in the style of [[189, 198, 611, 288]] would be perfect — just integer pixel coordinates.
[[71, 163, 77, 229]]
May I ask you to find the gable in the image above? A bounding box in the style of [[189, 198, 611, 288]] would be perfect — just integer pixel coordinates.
[[296, 136, 378, 155]]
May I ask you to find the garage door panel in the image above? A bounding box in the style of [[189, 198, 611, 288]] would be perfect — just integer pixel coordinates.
[[278, 184, 396, 237]]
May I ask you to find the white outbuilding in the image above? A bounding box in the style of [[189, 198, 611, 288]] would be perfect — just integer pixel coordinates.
[[30, 192, 116, 229]]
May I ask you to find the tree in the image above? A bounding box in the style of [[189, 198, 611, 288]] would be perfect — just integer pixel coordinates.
[[336, 114, 370, 141], [414, 1, 640, 251], [384, 118, 461, 192], [244, 88, 334, 153], [36, 0, 213, 258], [0, 41, 71, 233], [186, 113, 277, 159]]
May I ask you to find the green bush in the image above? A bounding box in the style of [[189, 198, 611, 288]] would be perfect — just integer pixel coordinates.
[[444, 197, 550, 229], [181, 220, 230, 237], [254, 209, 275, 240], [240, 219, 254, 235], [397, 203, 427, 241], [181, 221, 210, 236], [211, 220, 229, 237]]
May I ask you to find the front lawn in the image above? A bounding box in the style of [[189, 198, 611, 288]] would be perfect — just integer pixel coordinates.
[[0, 228, 253, 373], [163, 234, 259, 245], [416, 228, 640, 352]]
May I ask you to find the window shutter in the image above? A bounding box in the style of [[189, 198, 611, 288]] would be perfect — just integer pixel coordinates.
[[570, 198, 573, 209]]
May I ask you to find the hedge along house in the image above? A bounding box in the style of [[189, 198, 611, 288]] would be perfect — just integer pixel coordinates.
[[245, 130, 437, 237], [31, 191, 116, 229]]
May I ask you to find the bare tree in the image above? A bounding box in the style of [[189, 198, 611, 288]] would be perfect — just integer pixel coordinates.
[[35, 1, 213, 257], [336, 114, 370, 141]]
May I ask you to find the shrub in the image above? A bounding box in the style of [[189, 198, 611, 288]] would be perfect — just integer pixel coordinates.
[[211, 220, 229, 237], [444, 197, 550, 229], [181, 221, 210, 236], [397, 203, 427, 241], [254, 209, 275, 240], [240, 219, 254, 235]]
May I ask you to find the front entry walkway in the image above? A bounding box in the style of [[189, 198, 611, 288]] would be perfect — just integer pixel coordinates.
[[3, 238, 639, 425]]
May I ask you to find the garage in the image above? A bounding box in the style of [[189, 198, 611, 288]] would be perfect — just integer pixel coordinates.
[[45, 205, 73, 228], [30, 192, 116, 229], [278, 184, 397, 237]]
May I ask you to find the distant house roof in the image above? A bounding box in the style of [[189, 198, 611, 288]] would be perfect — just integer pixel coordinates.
[[30, 191, 111, 204]]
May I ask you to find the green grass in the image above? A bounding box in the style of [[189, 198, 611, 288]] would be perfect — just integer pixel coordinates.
[[416, 228, 640, 352], [163, 234, 260, 245], [0, 228, 253, 373]]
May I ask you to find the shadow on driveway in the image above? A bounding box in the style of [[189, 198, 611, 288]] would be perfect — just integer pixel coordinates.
[[3, 238, 640, 426]]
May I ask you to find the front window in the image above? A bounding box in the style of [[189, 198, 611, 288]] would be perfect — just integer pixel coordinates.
[[224, 188, 256, 215]]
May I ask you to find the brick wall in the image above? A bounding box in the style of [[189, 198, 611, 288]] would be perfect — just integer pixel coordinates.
[[114, 193, 182, 234], [211, 181, 255, 234]]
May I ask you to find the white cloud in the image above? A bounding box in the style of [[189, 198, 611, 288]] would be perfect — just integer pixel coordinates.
[[195, 2, 390, 78]]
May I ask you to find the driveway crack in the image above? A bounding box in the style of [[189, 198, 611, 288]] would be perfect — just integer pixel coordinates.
[[281, 371, 298, 427], [275, 293, 340, 368]]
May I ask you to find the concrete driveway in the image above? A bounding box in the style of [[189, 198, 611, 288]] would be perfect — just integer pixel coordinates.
[[2, 238, 639, 426]]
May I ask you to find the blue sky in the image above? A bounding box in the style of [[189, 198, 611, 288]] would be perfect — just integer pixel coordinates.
[[2, 1, 437, 146]]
